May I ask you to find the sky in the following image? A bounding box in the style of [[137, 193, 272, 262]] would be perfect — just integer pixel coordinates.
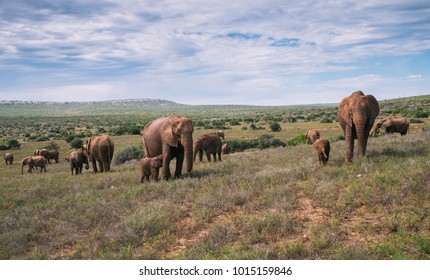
[[0, 0, 429, 105]]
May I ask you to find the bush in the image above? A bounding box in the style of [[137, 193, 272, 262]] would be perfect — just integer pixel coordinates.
[[320, 117, 333, 123], [7, 139, 21, 150], [257, 134, 285, 149], [269, 122, 281, 132], [69, 138, 83, 149], [410, 119, 425, 124], [45, 141, 60, 151], [224, 139, 258, 153], [286, 134, 306, 146], [114, 144, 144, 165]]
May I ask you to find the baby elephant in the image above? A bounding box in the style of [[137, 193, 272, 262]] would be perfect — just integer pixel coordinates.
[[4, 152, 13, 165], [69, 150, 89, 175], [140, 155, 163, 182], [21, 156, 48, 174], [312, 138, 330, 166]]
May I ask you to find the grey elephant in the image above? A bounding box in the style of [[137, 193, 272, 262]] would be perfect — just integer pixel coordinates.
[[140, 155, 163, 182], [312, 138, 330, 166], [211, 130, 225, 139], [38, 149, 59, 163], [370, 116, 409, 137], [337, 91, 379, 163], [142, 116, 194, 180], [305, 129, 320, 144], [193, 133, 222, 162], [84, 136, 115, 173], [69, 150, 89, 175], [21, 156, 48, 174], [4, 152, 13, 165]]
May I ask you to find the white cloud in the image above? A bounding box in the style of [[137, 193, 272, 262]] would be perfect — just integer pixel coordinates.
[[0, 0, 430, 104]]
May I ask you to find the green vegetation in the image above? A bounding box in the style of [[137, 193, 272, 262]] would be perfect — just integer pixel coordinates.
[[0, 96, 429, 260]]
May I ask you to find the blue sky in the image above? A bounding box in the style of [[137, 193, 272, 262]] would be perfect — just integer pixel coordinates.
[[0, 0, 429, 105]]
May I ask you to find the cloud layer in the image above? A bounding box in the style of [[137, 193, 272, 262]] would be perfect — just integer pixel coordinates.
[[1, 0, 429, 104]]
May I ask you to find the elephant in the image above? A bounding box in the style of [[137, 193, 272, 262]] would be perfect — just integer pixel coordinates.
[[370, 116, 409, 137], [222, 143, 230, 155], [69, 150, 89, 175], [37, 149, 59, 163], [193, 133, 222, 162], [312, 138, 330, 166], [305, 129, 320, 144], [142, 116, 194, 180], [4, 152, 13, 165], [21, 156, 47, 174], [140, 155, 163, 182], [337, 91, 379, 163], [211, 130, 225, 140], [84, 135, 115, 173]]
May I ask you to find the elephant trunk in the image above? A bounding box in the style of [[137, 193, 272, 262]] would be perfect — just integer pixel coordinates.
[[183, 134, 193, 173], [354, 116, 368, 157]]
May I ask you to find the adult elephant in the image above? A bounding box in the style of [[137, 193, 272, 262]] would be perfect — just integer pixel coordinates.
[[84, 136, 114, 173], [142, 116, 194, 180], [337, 91, 379, 163], [39, 149, 59, 163], [193, 133, 223, 162], [370, 116, 409, 137], [22, 156, 47, 174]]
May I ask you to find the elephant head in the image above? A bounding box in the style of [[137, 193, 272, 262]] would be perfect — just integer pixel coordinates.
[[369, 119, 385, 137], [21, 156, 32, 174], [337, 91, 379, 163], [161, 117, 194, 173]]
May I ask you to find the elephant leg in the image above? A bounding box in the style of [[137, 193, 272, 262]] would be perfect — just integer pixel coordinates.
[[174, 145, 184, 178], [205, 151, 211, 162], [345, 125, 354, 163], [218, 152, 221, 161], [97, 160, 104, 173], [199, 150, 203, 162], [162, 145, 173, 180], [212, 152, 217, 162], [91, 158, 98, 173]]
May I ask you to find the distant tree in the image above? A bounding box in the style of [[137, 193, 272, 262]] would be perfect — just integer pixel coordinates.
[[45, 141, 60, 151], [7, 139, 21, 150], [269, 122, 281, 132], [69, 138, 84, 149]]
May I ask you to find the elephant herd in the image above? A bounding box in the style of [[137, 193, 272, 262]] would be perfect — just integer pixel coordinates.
[[4, 91, 410, 180]]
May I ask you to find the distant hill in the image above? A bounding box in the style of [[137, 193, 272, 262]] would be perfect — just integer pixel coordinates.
[[0, 99, 187, 116], [0, 95, 429, 117]]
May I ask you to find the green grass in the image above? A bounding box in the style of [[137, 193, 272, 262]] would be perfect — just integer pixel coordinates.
[[1, 103, 430, 259]]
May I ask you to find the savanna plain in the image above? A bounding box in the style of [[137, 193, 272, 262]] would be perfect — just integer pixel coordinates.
[[0, 96, 429, 260]]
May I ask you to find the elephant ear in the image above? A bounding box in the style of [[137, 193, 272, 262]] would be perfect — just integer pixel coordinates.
[[366, 94, 380, 122], [161, 118, 179, 148], [338, 98, 353, 127], [85, 138, 92, 156]]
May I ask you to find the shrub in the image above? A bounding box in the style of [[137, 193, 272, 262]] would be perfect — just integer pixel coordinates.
[[114, 144, 144, 165], [269, 122, 281, 132], [410, 119, 424, 124], [45, 141, 60, 150], [7, 139, 21, 150], [69, 138, 83, 149], [320, 117, 333, 123], [224, 139, 258, 153], [286, 134, 306, 146], [257, 134, 285, 149]]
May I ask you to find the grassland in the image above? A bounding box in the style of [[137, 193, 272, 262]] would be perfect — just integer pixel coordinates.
[[0, 98, 430, 260]]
